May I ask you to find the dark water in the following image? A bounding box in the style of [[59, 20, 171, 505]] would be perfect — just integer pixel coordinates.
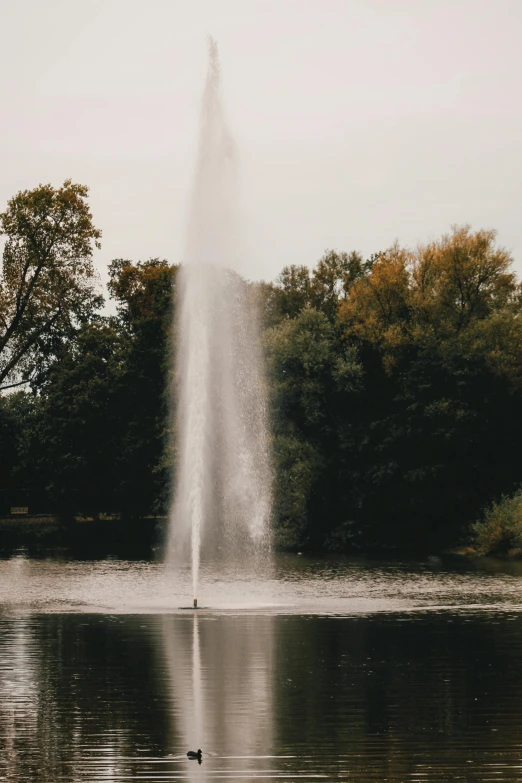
[[1, 556, 522, 781]]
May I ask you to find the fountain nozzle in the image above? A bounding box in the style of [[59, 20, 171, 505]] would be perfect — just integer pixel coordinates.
[[193, 598, 198, 609]]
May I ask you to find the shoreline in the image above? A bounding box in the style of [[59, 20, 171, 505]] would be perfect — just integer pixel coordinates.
[[1, 517, 521, 561]]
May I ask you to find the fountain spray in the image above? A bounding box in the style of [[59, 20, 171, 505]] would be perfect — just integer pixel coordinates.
[[168, 38, 272, 607]]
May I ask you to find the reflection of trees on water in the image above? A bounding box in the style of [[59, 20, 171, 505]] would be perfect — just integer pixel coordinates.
[[0, 615, 39, 782], [0, 614, 170, 781], [273, 615, 522, 778], [2, 612, 522, 780]]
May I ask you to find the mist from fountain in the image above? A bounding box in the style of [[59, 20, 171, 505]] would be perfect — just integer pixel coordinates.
[[167, 38, 272, 603]]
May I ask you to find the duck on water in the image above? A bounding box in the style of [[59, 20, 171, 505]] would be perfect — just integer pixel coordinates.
[[187, 749, 202, 763]]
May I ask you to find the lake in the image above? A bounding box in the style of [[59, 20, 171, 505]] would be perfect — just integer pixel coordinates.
[[1, 553, 522, 781]]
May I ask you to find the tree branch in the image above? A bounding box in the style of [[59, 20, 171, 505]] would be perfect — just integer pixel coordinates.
[[0, 309, 62, 386], [0, 234, 59, 354], [0, 376, 33, 391]]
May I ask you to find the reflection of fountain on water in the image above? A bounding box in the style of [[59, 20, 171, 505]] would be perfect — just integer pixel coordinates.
[[167, 38, 272, 604], [160, 614, 274, 774]]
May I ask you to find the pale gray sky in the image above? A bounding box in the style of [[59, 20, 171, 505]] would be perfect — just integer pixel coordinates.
[[1, 0, 521, 295]]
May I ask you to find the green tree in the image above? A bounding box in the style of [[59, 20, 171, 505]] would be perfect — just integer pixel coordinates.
[[264, 251, 372, 327], [0, 180, 102, 390], [108, 258, 178, 517], [34, 321, 126, 515], [274, 265, 312, 319], [266, 306, 362, 547], [0, 389, 50, 514], [310, 249, 370, 321]]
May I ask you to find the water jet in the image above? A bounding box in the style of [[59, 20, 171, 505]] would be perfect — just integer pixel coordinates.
[[167, 38, 272, 603]]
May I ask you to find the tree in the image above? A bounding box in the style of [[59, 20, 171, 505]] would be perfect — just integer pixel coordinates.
[[336, 227, 522, 548], [108, 258, 175, 328], [339, 243, 411, 368], [0, 180, 102, 389], [0, 390, 47, 514], [108, 258, 178, 516], [32, 321, 125, 515], [264, 251, 373, 327], [310, 249, 370, 321], [274, 265, 312, 319], [410, 225, 517, 336], [341, 227, 518, 354], [266, 307, 362, 547]]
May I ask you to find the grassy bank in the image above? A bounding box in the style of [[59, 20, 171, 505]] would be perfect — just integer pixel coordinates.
[[0, 515, 167, 558]]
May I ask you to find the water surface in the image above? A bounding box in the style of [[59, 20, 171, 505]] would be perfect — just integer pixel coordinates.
[[1, 554, 522, 781]]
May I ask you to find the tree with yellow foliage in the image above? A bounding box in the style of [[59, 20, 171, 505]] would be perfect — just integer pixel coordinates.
[[0, 181, 102, 390]]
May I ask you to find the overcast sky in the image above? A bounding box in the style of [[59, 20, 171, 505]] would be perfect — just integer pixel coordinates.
[[1, 0, 521, 296]]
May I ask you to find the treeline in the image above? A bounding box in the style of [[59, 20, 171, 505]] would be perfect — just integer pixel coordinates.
[[1, 181, 522, 553]]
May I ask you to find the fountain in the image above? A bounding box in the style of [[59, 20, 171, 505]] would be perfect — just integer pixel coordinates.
[[167, 38, 272, 606]]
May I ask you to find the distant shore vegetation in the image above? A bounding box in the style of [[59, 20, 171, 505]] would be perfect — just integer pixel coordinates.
[[1, 181, 522, 556]]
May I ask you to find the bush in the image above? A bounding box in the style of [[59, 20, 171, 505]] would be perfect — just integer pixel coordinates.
[[471, 488, 522, 555]]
